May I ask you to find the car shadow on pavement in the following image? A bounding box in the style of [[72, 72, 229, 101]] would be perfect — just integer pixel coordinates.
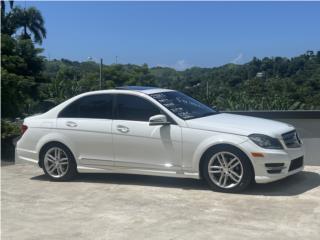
[[31, 172, 209, 190], [31, 170, 320, 196]]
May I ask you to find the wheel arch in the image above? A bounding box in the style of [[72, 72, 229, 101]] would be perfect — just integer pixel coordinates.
[[197, 143, 255, 180], [36, 133, 78, 168]]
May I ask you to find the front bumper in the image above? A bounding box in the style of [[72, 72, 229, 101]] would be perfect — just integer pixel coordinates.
[[239, 140, 304, 184]]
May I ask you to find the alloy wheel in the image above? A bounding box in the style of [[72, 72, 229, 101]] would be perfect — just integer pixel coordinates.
[[44, 147, 69, 178], [208, 151, 243, 189]]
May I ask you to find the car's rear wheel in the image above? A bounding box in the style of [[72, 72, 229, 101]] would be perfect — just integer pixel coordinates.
[[41, 143, 77, 181], [202, 145, 253, 193]]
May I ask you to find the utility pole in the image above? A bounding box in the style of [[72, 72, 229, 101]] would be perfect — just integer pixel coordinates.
[[99, 58, 103, 89], [206, 81, 209, 100]]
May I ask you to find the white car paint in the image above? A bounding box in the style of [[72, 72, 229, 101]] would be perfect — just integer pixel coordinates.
[[186, 113, 295, 137], [16, 88, 304, 183]]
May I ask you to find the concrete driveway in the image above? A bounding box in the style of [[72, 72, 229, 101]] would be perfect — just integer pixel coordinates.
[[1, 162, 320, 240]]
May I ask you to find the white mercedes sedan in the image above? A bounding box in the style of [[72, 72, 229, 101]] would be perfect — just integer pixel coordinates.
[[16, 86, 304, 192]]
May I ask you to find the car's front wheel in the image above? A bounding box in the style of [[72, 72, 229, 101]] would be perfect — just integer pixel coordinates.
[[41, 143, 77, 181], [202, 145, 253, 193]]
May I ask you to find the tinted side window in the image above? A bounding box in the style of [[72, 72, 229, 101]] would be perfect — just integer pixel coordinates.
[[116, 95, 161, 121], [59, 94, 113, 119]]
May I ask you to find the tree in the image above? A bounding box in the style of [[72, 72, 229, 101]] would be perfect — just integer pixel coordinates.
[[9, 6, 46, 44], [1, 0, 16, 35], [1, 34, 45, 118], [1, 0, 14, 18]]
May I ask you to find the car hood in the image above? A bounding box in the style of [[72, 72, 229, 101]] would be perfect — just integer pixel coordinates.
[[186, 113, 295, 137]]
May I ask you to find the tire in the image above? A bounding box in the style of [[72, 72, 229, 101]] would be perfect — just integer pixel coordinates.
[[40, 142, 78, 181], [201, 145, 253, 193]]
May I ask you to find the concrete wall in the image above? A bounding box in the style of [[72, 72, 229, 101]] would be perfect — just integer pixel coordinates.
[[225, 111, 320, 166]]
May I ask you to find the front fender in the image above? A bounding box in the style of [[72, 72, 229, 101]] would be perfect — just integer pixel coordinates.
[[191, 133, 248, 172]]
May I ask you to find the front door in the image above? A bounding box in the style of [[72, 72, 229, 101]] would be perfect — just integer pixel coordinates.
[[112, 94, 182, 171]]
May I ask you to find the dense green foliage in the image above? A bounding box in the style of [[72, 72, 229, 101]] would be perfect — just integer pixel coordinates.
[[40, 60, 155, 105], [40, 51, 320, 111], [1, 119, 19, 139], [1, 34, 45, 117], [152, 53, 320, 110], [1, 0, 46, 119]]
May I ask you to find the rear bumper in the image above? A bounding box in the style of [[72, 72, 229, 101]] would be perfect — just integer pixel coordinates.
[[15, 147, 39, 164], [239, 140, 304, 184]]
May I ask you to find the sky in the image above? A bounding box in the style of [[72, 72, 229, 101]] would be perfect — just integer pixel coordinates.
[[20, 1, 320, 70]]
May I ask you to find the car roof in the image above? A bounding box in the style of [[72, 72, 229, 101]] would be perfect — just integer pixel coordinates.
[[114, 86, 173, 94], [115, 86, 156, 91], [74, 86, 173, 98]]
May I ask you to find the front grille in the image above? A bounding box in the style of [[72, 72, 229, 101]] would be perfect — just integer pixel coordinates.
[[282, 130, 301, 148], [289, 156, 304, 171]]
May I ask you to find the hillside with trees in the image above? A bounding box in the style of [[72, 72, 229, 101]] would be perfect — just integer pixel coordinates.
[[1, 1, 320, 140], [152, 52, 320, 110], [38, 51, 320, 113]]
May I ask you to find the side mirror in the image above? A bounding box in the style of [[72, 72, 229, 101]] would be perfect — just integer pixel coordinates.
[[149, 114, 170, 126]]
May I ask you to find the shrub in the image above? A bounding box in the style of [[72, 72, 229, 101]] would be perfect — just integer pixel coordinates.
[[1, 120, 20, 139]]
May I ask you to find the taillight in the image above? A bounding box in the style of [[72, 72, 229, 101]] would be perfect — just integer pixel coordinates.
[[21, 124, 28, 135]]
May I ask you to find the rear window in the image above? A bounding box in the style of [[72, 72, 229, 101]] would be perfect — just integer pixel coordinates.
[[59, 94, 113, 119]]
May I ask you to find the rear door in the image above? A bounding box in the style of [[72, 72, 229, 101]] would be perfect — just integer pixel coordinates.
[[56, 94, 114, 166]]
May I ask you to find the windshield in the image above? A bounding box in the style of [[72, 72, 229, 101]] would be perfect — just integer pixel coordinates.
[[149, 91, 217, 120]]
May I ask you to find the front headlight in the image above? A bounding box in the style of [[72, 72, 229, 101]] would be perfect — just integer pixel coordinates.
[[249, 134, 283, 149]]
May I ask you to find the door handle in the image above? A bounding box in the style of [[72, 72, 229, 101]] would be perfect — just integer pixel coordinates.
[[66, 121, 77, 127], [117, 125, 129, 133]]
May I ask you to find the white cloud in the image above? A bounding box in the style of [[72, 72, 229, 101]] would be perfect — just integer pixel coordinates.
[[174, 59, 190, 71], [231, 53, 243, 64], [156, 59, 191, 71]]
